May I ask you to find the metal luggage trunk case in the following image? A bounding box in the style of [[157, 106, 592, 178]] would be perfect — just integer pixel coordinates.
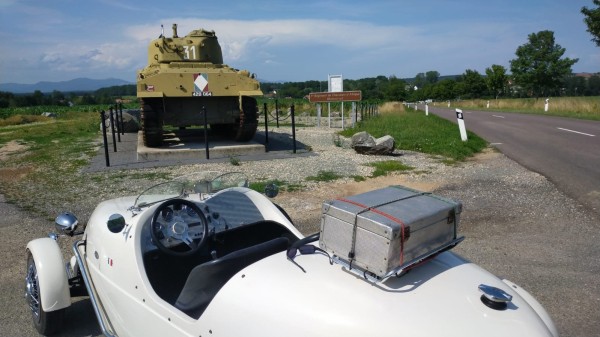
[[320, 186, 462, 278]]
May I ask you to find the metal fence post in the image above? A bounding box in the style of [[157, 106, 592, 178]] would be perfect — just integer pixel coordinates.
[[112, 105, 121, 143], [275, 99, 280, 128], [202, 106, 209, 160], [100, 110, 110, 167], [291, 104, 296, 154], [109, 106, 117, 152], [119, 102, 124, 136], [263, 103, 269, 152]]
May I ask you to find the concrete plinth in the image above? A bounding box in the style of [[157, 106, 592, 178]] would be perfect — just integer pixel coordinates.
[[136, 130, 265, 161]]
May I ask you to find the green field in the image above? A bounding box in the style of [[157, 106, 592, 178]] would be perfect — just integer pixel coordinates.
[[444, 96, 600, 121]]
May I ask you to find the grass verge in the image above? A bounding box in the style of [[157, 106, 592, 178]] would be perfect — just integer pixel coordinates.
[[340, 111, 487, 161]]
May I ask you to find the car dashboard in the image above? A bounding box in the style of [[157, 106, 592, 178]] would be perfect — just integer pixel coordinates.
[[140, 189, 299, 305], [140, 189, 292, 253]]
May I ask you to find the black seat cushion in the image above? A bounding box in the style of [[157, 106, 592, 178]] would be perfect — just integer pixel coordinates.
[[174, 237, 289, 318]]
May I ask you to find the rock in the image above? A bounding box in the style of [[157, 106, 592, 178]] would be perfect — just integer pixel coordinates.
[[373, 135, 396, 155], [125, 109, 141, 121], [351, 131, 375, 148], [351, 131, 395, 155], [100, 111, 140, 133], [120, 111, 141, 132]]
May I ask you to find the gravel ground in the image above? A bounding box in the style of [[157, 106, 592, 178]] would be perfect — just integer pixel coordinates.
[[1, 126, 599, 336]]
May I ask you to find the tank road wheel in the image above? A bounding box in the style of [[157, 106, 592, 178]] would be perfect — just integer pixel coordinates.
[[141, 99, 164, 147], [233, 96, 258, 142], [25, 253, 65, 335]]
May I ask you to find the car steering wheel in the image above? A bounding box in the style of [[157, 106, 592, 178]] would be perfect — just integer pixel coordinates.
[[150, 199, 208, 257]]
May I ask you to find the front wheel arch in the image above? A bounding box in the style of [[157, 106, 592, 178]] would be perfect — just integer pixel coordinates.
[[25, 252, 66, 335], [26, 238, 71, 312]]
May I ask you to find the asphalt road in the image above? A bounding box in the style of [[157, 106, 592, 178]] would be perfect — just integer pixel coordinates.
[[426, 104, 600, 215]]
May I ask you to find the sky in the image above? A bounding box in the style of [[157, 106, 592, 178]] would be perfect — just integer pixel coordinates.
[[0, 0, 598, 84]]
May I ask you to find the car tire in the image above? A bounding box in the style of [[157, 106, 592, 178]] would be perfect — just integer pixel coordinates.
[[25, 253, 65, 335]]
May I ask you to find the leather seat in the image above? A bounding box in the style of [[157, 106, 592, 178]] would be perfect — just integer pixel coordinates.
[[174, 237, 289, 318]]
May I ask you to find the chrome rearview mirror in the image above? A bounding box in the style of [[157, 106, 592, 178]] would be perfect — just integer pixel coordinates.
[[55, 212, 79, 235]]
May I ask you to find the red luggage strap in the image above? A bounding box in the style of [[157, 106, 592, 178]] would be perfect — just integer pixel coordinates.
[[337, 197, 410, 266]]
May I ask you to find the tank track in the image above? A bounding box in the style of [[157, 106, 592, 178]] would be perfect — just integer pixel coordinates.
[[234, 96, 258, 142], [140, 98, 164, 147]]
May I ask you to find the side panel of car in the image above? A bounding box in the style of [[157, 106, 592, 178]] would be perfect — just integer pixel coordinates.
[[502, 279, 559, 337], [26, 238, 71, 311], [197, 251, 555, 337], [85, 199, 199, 336]]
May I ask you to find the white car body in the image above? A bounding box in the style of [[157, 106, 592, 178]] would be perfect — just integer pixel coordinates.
[[25, 172, 559, 337]]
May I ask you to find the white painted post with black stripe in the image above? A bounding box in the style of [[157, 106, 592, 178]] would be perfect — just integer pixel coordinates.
[[456, 108, 468, 141]]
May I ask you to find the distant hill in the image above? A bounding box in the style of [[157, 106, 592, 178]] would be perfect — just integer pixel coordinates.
[[0, 78, 133, 94]]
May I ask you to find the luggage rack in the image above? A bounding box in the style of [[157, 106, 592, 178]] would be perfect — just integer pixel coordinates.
[[333, 236, 465, 283]]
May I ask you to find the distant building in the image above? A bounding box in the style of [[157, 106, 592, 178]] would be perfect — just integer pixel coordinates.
[[574, 72, 599, 78]]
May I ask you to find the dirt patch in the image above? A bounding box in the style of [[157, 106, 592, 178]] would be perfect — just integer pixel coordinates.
[[0, 166, 34, 183], [0, 140, 28, 161], [465, 147, 500, 163]]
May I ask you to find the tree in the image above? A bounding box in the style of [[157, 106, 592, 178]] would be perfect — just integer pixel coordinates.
[[384, 76, 407, 101], [509, 30, 578, 97], [432, 79, 456, 100], [485, 65, 508, 99], [461, 69, 487, 98], [589, 75, 600, 95], [582, 0, 600, 46], [564, 75, 587, 96], [425, 71, 440, 84], [413, 73, 426, 89]]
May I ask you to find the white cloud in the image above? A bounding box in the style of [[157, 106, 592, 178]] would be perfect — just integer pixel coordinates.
[[124, 17, 524, 71], [38, 41, 144, 75]]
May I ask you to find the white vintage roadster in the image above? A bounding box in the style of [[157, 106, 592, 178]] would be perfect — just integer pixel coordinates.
[[25, 171, 559, 337]]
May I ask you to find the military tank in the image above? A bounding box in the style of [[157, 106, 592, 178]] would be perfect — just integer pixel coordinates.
[[137, 24, 263, 147]]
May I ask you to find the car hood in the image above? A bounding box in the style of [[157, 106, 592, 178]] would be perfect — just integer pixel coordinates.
[[198, 251, 555, 337]]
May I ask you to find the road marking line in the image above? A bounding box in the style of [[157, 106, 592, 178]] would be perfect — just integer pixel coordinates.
[[492, 115, 505, 119], [490, 143, 503, 145], [556, 127, 595, 137]]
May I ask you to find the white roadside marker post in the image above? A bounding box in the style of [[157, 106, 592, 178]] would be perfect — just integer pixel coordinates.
[[317, 103, 321, 127], [447, 100, 451, 108], [487, 100, 490, 109], [425, 102, 429, 116], [456, 108, 468, 141], [544, 98, 549, 112]]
